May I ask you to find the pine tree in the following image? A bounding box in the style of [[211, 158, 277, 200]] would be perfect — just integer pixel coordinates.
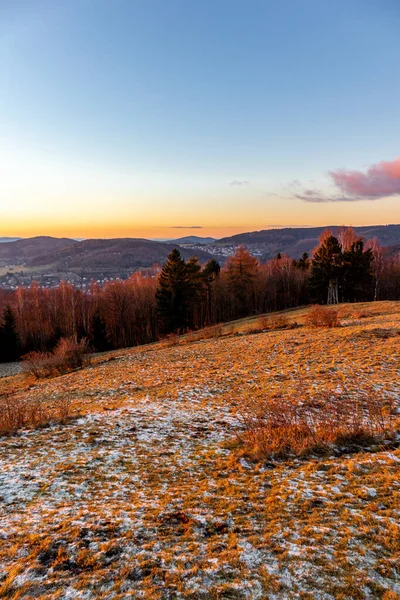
[[0, 305, 20, 362], [203, 259, 221, 281], [186, 256, 205, 329], [90, 311, 110, 352], [341, 239, 374, 302], [310, 236, 343, 304], [156, 249, 192, 333], [297, 252, 310, 270], [202, 259, 221, 325], [187, 256, 203, 297]]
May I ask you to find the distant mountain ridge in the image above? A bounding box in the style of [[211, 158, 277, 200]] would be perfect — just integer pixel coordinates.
[[0, 236, 75, 262], [1, 226, 400, 282], [216, 224, 400, 259], [0, 236, 213, 271], [171, 235, 216, 244], [28, 238, 213, 269]]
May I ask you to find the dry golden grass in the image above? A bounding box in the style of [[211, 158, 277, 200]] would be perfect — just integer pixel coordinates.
[[240, 387, 396, 460], [0, 301, 399, 598], [0, 391, 73, 435]]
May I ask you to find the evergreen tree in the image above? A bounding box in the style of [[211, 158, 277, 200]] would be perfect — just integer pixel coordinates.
[[341, 239, 374, 302], [202, 259, 221, 324], [187, 256, 203, 296], [0, 305, 20, 362], [297, 252, 310, 270], [90, 311, 110, 352], [310, 236, 343, 304], [203, 259, 221, 281], [156, 249, 192, 333], [186, 256, 205, 329]]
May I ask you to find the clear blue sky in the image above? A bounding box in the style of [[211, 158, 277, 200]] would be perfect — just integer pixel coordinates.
[[1, 0, 400, 238]]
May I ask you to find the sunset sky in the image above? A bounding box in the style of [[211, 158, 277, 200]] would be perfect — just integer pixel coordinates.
[[1, 0, 400, 239]]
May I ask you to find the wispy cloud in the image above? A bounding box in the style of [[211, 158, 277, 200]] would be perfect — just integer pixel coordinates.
[[230, 180, 250, 186], [295, 157, 400, 203], [288, 179, 301, 188], [169, 225, 203, 229], [295, 189, 361, 203]]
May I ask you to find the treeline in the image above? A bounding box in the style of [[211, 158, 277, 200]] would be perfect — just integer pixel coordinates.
[[1, 227, 400, 362]]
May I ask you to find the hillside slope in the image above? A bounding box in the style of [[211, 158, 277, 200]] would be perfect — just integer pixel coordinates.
[[0, 236, 75, 265], [28, 238, 213, 269], [0, 237, 212, 269], [0, 237, 214, 289], [0, 302, 399, 598]]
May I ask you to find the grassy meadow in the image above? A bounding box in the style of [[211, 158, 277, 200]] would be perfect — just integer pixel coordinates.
[[0, 302, 399, 599]]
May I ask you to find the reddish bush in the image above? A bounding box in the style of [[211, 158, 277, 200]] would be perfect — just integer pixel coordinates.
[[161, 333, 180, 347], [54, 337, 88, 370], [268, 314, 290, 329], [192, 324, 224, 340], [306, 305, 340, 328], [23, 338, 88, 378]]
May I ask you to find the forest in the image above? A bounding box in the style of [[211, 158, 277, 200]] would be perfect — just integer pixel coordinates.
[[0, 227, 400, 363]]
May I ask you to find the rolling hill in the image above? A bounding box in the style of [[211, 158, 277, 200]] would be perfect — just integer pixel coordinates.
[[0, 237, 215, 288], [0, 302, 399, 598], [27, 238, 213, 269], [0, 236, 75, 265], [171, 235, 216, 244], [1, 226, 400, 289], [0, 237, 213, 269]]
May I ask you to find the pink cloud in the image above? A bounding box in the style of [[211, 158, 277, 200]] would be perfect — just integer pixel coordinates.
[[330, 157, 400, 198], [296, 157, 400, 203]]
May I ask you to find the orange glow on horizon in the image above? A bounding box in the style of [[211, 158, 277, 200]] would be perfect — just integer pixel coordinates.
[[0, 222, 269, 240], [1, 217, 399, 240]]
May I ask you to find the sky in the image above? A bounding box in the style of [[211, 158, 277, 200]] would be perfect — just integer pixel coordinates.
[[1, 0, 400, 239]]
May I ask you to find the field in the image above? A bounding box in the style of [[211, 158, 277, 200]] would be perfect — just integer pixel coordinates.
[[0, 302, 399, 599]]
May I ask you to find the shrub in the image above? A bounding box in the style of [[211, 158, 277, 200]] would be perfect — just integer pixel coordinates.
[[257, 316, 270, 330], [239, 388, 395, 460], [268, 314, 290, 329], [22, 351, 57, 378], [306, 305, 340, 328], [23, 338, 88, 378], [54, 337, 88, 370], [244, 314, 296, 336], [181, 324, 225, 344], [194, 324, 224, 340], [161, 333, 180, 347], [223, 323, 235, 336]]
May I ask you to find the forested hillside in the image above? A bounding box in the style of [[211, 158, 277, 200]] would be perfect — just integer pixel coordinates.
[[1, 227, 400, 362]]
